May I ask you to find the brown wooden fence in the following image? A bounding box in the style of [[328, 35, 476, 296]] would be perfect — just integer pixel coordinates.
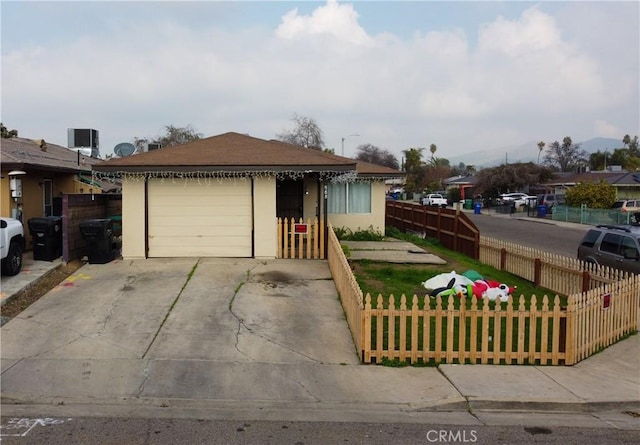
[[385, 201, 479, 259], [276, 217, 325, 260], [62, 194, 122, 262]]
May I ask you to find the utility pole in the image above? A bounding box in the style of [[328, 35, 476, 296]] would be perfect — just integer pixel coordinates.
[[341, 133, 359, 157]]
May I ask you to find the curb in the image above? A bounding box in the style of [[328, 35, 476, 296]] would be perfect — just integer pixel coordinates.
[[0, 262, 64, 308], [415, 399, 640, 414]]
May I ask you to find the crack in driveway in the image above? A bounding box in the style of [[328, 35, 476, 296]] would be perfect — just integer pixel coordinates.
[[227, 264, 323, 364]]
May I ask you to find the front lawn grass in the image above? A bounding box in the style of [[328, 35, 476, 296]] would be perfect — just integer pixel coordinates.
[[345, 228, 568, 365], [352, 228, 565, 310]]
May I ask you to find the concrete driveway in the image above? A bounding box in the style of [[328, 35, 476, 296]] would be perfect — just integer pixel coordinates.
[[0, 258, 467, 423]]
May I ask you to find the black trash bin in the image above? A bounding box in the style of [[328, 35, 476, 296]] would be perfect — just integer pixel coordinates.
[[79, 219, 114, 264], [28, 216, 62, 261]]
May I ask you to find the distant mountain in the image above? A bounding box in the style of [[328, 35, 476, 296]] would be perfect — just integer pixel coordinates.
[[449, 137, 623, 168]]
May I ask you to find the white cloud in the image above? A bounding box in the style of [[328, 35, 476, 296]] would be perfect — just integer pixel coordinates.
[[275, 0, 370, 45], [1, 1, 637, 159]]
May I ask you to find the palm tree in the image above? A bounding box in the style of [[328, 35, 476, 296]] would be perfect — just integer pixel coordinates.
[[537, 141, 545, 164], [429, 143, 437, 161]]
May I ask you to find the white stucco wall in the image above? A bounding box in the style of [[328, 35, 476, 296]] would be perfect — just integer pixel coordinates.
[[253, 176, 277, 258], [121, 179, 146, 259]]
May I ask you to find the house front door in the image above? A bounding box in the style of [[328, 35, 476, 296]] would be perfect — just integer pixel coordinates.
[[276, 179, 303, 222]]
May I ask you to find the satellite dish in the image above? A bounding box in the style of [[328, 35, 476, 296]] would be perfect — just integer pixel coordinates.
[[114, 142, 135, 157]]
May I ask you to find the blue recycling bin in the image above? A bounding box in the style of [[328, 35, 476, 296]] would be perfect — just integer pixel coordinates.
[[474, 202, 481, 214], [537, 205, 548, 218]]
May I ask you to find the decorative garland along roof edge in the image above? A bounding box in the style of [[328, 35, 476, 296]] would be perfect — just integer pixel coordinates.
[[91, 169, 391, 183]]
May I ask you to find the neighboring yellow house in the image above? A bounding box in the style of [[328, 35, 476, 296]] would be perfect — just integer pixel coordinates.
[[1, 137, 116, 249], [92, 132, 403, 259]]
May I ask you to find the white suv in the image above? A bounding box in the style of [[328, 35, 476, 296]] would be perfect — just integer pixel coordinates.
[[498, 193, 536, 209]]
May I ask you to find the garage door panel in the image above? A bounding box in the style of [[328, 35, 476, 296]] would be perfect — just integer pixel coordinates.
[[148, 206, 251, 218], [150, 224, 251, 237], [150, 245, 252, 258], [149, 195, 251, 208], [153, 182, 250, 196], [148, 179, 252, 257]]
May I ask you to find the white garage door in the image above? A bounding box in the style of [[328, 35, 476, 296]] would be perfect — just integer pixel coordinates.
[[148, 179, 252, 257]]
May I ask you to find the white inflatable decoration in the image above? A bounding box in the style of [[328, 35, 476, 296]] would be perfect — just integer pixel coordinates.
[[422, 271, 473, 291]]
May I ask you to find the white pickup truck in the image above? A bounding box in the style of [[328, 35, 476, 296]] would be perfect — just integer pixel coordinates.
[[422, 193, 448, 208], [1, 217, 24, 276]]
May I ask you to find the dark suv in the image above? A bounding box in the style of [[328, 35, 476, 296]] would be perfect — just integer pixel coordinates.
[[577, 225, 640, 274]]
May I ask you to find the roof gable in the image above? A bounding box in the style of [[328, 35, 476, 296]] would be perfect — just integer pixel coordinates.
[[93, 132, 404, 179], [95, 132, 355, 169]]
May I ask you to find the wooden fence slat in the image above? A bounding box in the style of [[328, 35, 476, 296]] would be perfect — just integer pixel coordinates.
[[469, 298, 478, 364], [493, 299, 502, 364], [399, 295, 407, 362], [481, 298, 490, 364], [528, 295, 538, 365], [446, 295, 455, 363], [505, 297, 514, 364], [459, 297, 467, 364], [411, 295, 419, 363], [435, 297, 443, 363]]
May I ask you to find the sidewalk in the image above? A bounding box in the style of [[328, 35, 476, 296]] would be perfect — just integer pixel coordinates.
[[0, 254, 62, 307]]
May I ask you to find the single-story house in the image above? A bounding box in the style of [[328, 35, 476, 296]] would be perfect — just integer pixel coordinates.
[[542, 171, 640, 198], [1, 137, 117, 248], [92, 132, 403, 259], [442, 175, 479, 200]]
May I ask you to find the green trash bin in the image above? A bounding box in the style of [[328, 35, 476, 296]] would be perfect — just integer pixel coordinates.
[[464, 199, 473, 210]]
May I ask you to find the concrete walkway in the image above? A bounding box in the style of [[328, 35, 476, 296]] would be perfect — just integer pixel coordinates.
[[1, 258, 638, 429], [342, 239, 446, 264]]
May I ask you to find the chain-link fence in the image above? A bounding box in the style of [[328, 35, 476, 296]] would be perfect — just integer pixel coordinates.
[[552, 205, 639, 225]]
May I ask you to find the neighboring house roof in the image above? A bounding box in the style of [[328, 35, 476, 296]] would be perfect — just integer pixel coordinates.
[[443, 175, 478, 186], [545, 171, 640, 187], [93, 132, 404, 180], [1, 137, 96, 174]]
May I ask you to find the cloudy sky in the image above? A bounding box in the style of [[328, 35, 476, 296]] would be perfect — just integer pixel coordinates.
[[2, 1, 638, 160]]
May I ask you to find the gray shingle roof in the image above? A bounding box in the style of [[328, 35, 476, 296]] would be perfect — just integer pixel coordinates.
[[1, 137, 96, 173]]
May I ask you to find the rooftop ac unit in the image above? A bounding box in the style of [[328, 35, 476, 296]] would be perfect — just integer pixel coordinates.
[[147, 143, 161, 151], [68, 128, 99, 148]]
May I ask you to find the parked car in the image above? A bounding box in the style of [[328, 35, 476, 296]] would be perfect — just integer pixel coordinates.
[[577, 224, 640, 274], [610, 199, 640, 224], [422, 193, 448, 207], [1, 217, 25, 276], [497, 193, 536, 209], [537, 194, 565, 213]]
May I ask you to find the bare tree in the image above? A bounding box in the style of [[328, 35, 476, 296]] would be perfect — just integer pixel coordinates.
[[355, 144, 399, 169], [276, 114, 324, 150], [543, 137, 588, 172], [475, 163, 554, 196], [133, 124, 202, 153]]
